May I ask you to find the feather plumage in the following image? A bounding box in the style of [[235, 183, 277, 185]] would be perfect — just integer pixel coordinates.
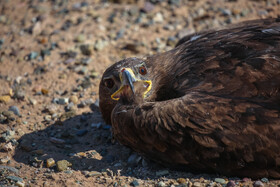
[[99, 18, 280, 178]]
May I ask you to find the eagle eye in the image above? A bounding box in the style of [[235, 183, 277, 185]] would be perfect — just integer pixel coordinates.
[[104, 78, 114, 89], [139, 67, 147, 75]]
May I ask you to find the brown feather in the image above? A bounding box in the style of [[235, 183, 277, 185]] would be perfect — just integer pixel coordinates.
[[99, 18, 280, 178]]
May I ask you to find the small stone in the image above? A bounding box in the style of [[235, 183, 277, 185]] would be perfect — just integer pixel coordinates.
[[44, 115, 52, 121], [141, 2, 154, 13], [20, 139, 33, 152], [215, 178, 226, 184], [45, 105, 57, 115], [33, 149, 44, 155], [127, 153, 142, 167], [3, 142, 14, 152], [226, 181, 236, 187], [41, 49, 51, 58], [0, 165, 19, 174], [66, 102, 75, 111], [8, 106, 20, 116], [7, 175, 24, 182], [28, 97, 37, 105], [57, 98, 69, 105], [27, 51, 38, 60], [155, 170, 169, 176], [80, 44, 93, 56], [261, 178, 269, 183], [253, 181, 264, 187], [220, 8, 232, 16], [50, 137, 65, 144], [0, 15, 7, 24], [75, 34, 86, 43], [94, 39, 108, 51], [46, 158, 55, 168], [91, 122, 102, 128], [177, 178, 186, 184], [76, 129, 88, 136], [16, 181, 25, 187], [41, 88, 49, 95], [0, 95, 11, 103], [59, 110, 76, 121], [79, 98, 94, 107], [86, 171, 102, 177], [0, 156, 10, 164], [81, 58, 92, 65], [131, 180, 139, 186], [153, 12, 164, 23], [193, 182, 201, 187], [166, 36, 177, 47], [158, 181, 166, 187], [56, 160, 72, 171]]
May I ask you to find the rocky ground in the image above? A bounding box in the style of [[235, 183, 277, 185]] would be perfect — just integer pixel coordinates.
[[0, 0, 280, 186]]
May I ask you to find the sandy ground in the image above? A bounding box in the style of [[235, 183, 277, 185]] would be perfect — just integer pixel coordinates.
[[0, 0, 280, 186]]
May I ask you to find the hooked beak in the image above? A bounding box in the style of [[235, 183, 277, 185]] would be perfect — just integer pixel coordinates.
[[111, 68, 152, 100], [111, 68, 136, 100]]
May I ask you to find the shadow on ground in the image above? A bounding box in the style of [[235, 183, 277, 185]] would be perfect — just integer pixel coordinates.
[[13, 105, 184, 180]]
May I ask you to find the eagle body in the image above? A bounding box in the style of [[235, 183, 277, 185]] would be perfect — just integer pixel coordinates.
[[99, 18, 280, 178]]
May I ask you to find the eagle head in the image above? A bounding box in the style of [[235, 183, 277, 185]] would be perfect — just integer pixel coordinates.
[[99, 58, 152, 124]]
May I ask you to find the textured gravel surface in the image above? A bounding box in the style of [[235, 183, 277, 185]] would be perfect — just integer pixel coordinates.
[[0, 0, 280, 186]]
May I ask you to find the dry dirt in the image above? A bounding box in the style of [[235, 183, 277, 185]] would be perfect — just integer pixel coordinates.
[[0, 0, 280, 186]]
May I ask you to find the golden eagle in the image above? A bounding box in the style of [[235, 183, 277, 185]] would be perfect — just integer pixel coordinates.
[[99, 18, 280, 178]]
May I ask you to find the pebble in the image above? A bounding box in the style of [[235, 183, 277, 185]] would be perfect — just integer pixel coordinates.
[[28, 97, 37, 105], [59, 110, 76, 121], [127, 153, 142, 167], [86, 171, 102, 177], [50, 137, 65, 144], [131, 180, 140, 186], [8, 106, 21, 116], [261, 178, 268, 183], [0, 165, 19, 174], [153, 12, 164, 23], [155, 170, 169, 176], [214, 178, 226, 184], [45, 105, 57, 115], [177, 178, 186, 184], [44, 115, 52, 121], [193, 182, 201, 187], [3, 142, 14, 152], [142, 2, 154, 13], [1, 130, 15, 142], [166, 36, 177, 47], [27, 51, 38, 60], [53, 97, 69, 105], [253, 181, 264, 187], [226, 181, 236, 187], [76, 129, 88, 136], [41, 88, 49, 95], [75, 34, 86, 43], [94, 39, 108, 51], [6, 175, 24, 182], [0, 95, 11, 103], [91, 122, 102, 128], [16, 181, 25, 187], [157, 181, 166, 187], [20, 139, 33, 152], [46, 158, 55, 168], [66, 102, 75, 111], [56, 160, 72, 171], [80, 44, 93, 56], [79, 98, 94, 107], [0, 156, 10, 164]]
